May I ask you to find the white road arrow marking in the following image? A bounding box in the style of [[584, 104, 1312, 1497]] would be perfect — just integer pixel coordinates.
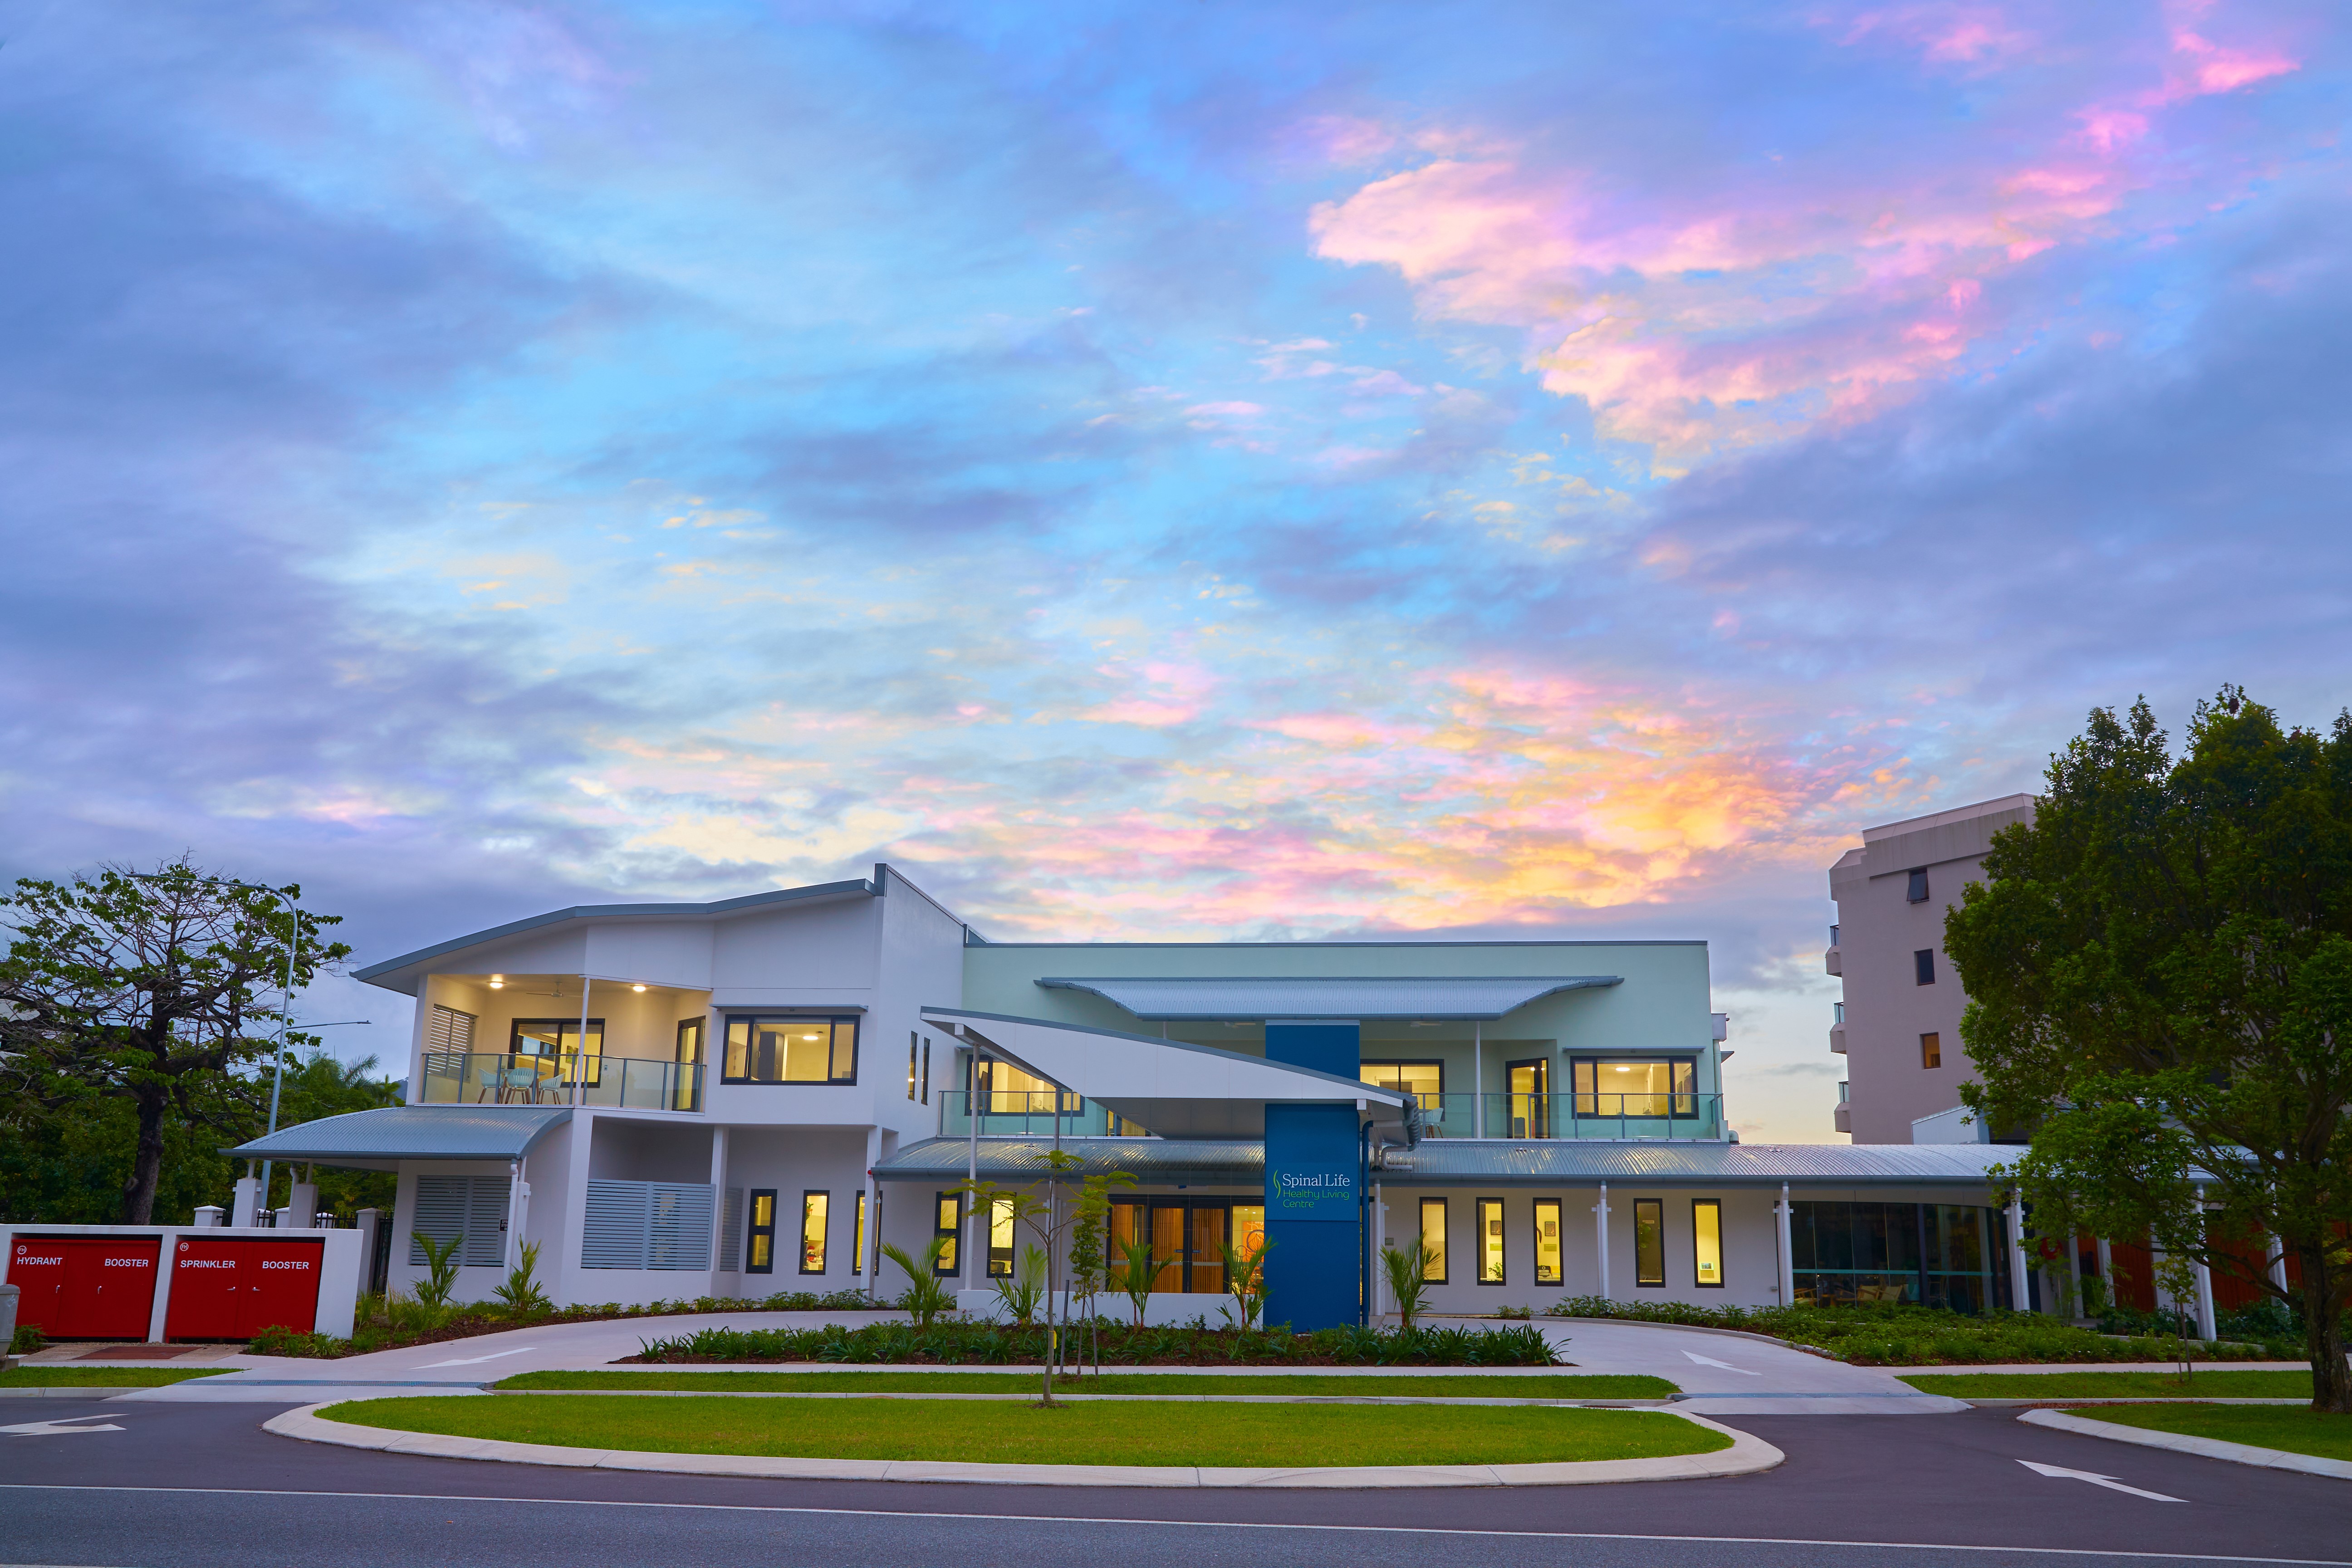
[[1, 1416, 126, 1436], [1680, 1350, 1761, 1375], [2018, 1459, 2184, 1501], [417, 1346, 539, 1367]]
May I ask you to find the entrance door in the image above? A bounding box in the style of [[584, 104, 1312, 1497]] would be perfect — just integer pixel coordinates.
[[1112, 1200, 1241, 1294], [1506, 1058, 1551, 1139]]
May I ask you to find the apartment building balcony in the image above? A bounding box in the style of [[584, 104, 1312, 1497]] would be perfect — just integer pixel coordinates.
[[418, 1051, 703, 1112], [941, 1088, 1727, 1143]]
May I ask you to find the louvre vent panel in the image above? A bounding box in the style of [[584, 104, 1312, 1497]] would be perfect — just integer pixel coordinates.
[[426, 1004, 477, 1055], [409, 1174, 508, 1267], [583, 1179, 715, 1270]]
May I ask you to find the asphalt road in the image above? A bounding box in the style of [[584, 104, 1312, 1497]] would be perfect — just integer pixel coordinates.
[[2, 1395, 2343, 1568]]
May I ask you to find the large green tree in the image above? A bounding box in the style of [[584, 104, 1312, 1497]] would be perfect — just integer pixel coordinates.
[[0, 859, 352, 1223], [1945, 691, 2352, 1411]]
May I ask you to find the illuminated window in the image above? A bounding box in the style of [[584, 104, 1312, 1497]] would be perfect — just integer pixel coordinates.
[[746, 1189, 776, 1274], [1634, 1199, 1664, 1287], [989, 1194, 1016, 1277], [722, 1016, 859, 1084], [510, 1019, 603, 1088], [907, 1032, 918, 1101], [799, 1192, 829, 1274], [1921, 1032, 1942, 1069], [1692, 1199, 1723, 1288], [852, 1191, 865, 1276], [1419, 1197, 1447, 1283], [1359, 1061, 1443, 1110], [933, 1193, 961, 1274], [1533, 1199, 1563, 1284], [1477, 1197, 1505, 1284], [976, 1058, 1073, 1115], [1571, 1058, 1697, 1118]]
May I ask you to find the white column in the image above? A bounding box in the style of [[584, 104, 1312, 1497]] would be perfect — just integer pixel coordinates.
[[1592, 1182, 1611, 1300], [1775, 1183, 1794, 1306], [2006, 1191, 2031, 1311], [557, 1109, 594, 1307], [570, 976, 593, 1107], [862, 1126, 882, 1300], [230, 1169, 262, 1228], [504, 1157, 530, 1272], [2096, 1235, 2113, 1299], [287, 1166, 318, 1229], [1473, 1021, 1485, 1140], [706, 1127, 729, 1289], [964, 1038, 982, 1291], [2266, 1233, 2288, 1295]]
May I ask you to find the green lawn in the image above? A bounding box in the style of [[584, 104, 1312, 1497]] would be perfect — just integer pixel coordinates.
[[0, 1367, 232, 1387], [497, 1369, 1678, 1399], [322, 1393, 1728, 1467], [1901, 1371, 2313, 1400], [2062, 1403, 2352, 1462]]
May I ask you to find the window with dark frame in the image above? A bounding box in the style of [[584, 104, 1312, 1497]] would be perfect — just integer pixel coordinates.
[[921, 1038, 931, 1104], [1419, 1196, 1448, 1283], [1692, 1199, 1724, 1287], [510, 1018, 603, 1088], [1914, 949, 1936, 986], [1477, 1197, 1505, 1284], [800, 1192, 829, 1274], [1921, 1032, 1942, 1069], [1533, 1198, 1563, 1284], [853, 1191, 865, 1275], [746, 1189, 777, 1274], [933, 1193, 961, 1274], [1634, 1199, 1665, 1287], [907, 1032, 918, 1101], [1358, 1060, 1443, 1110], [673, 1018, 704, 1111], [1906, 868, 1930, 903], [722, 1015, 860, 1084], [988, 1194, 1016, 1278]]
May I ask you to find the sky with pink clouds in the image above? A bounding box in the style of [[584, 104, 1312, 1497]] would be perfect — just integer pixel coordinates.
[[2, 0, 2345, 1140]]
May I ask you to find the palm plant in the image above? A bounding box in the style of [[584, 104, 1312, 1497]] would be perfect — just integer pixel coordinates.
[[491, 1241, 551, 1317], [994, 1243, 1048, 1325], [882, 1237, 957, 1326], [1380, 1238, 1438, 1329], [1218, 1233, 1274, 1330], [1114, 1234, 1157, 1328], [413, 1232, 463, 1308]]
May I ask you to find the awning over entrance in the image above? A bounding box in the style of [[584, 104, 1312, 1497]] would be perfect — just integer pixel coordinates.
[[224, 1106, 573, 1171], [920, 1007, 1413, 1142], [1033, 975, 1620, 1020]]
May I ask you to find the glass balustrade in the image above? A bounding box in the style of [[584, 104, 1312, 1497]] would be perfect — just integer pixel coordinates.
[[1407, 1090, 1725, 1141], [419, 1051, 702, 1112], [937, 1089, 1144, 1138]]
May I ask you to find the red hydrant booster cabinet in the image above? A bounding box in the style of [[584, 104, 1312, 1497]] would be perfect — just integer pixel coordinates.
[[7, 1236, 162, 1340]]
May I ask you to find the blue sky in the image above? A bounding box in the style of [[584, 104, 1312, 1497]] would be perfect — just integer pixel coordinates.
[[2, 0, 2344, 1139]]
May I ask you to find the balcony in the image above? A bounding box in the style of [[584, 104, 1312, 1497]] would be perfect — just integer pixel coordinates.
[[1415, 1091, 1726, 1142], [1824, 946, 1842, 976], [419, 1051, 703, 1112], [1830, 1026, 1847, 1055]]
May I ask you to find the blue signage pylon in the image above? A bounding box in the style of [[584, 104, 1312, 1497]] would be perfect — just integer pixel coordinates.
[[1262, 1021, 1362, 1333]]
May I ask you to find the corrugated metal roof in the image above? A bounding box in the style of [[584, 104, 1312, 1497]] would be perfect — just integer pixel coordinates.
[[872, 1136, 2014, 1189], [1034, 975, 1621, 1020], [873, 1137, 1264, 1185], [225, 1106, 573, 1168]]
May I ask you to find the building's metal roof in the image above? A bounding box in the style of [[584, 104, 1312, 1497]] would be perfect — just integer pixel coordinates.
[[873, 1137, 1265, 1185], [224, 1106, 573, 1170], [1034, 975, 1622, 1021], [353, 878, 877, 988], [871, 1136, 2014, 1190]]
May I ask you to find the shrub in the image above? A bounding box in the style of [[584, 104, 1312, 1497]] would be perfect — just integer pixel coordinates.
[[491, 1242, 553, 1318], [247, 1323, 347, 1357], [881, 1239, 957, 1326], [628, 1318, 1559, 1367], [11, 1323, 48, 1356]]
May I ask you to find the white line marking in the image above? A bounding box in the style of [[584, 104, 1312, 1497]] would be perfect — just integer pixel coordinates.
[[0, 1417, 126, 1436], [0, 1484, 2327, 1561], [416, 1347, 539, 1367], [1680, 1351, 1761, 1376], [2019, 1460, 2185, 1503]]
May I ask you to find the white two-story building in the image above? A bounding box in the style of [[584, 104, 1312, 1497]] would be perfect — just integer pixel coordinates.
[[235, 864, 2040, 1323]]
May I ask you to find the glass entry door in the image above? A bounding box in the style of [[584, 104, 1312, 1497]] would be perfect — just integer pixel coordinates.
[[1111, 1200, 1244, 1293], [1505, 1058, 1550, 1138]]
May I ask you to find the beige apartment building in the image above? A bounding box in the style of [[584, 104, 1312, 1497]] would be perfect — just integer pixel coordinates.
[[1825, 795, 2034, 1144]]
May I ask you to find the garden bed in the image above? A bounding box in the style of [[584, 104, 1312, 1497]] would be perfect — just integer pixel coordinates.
[[1542, 1297, 2279, 1366], [623, 1320, 1561, 1367], [245, 1288, 886, 1358], [317, 1393, 1723, 1467]]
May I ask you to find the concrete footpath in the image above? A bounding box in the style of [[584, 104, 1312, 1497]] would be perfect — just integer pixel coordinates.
[[78, 1314, 1968, 1414]]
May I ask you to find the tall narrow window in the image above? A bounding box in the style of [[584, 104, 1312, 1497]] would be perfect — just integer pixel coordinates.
[[747, 1190, 777, 1274], [1634, 1199, 1664, 1287], [1692, 1199, 1724, 1288], [989, 1194, 1016, 1278], [674, 1019, 704, 1112], [1914, 949, 1936, 985], [1419, 1197, 1448, 1283], [1533, 1199, 1563, 1284], [1921, 1032, 1942, 1069], [1477, 1198, 1505, 1284], [799, 1192, 829, 1274], [852, 1191, 866, 1275], [920, 1038, 931, 1104], [933, 1194, 961, 1274], [1906, 868, 1930, 903], [908, 1032, 918, 1101]]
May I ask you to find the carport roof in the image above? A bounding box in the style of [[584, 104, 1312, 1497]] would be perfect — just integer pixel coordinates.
[[872, 1137, 2016, 1189], [225, 1106, 572, 1170]]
